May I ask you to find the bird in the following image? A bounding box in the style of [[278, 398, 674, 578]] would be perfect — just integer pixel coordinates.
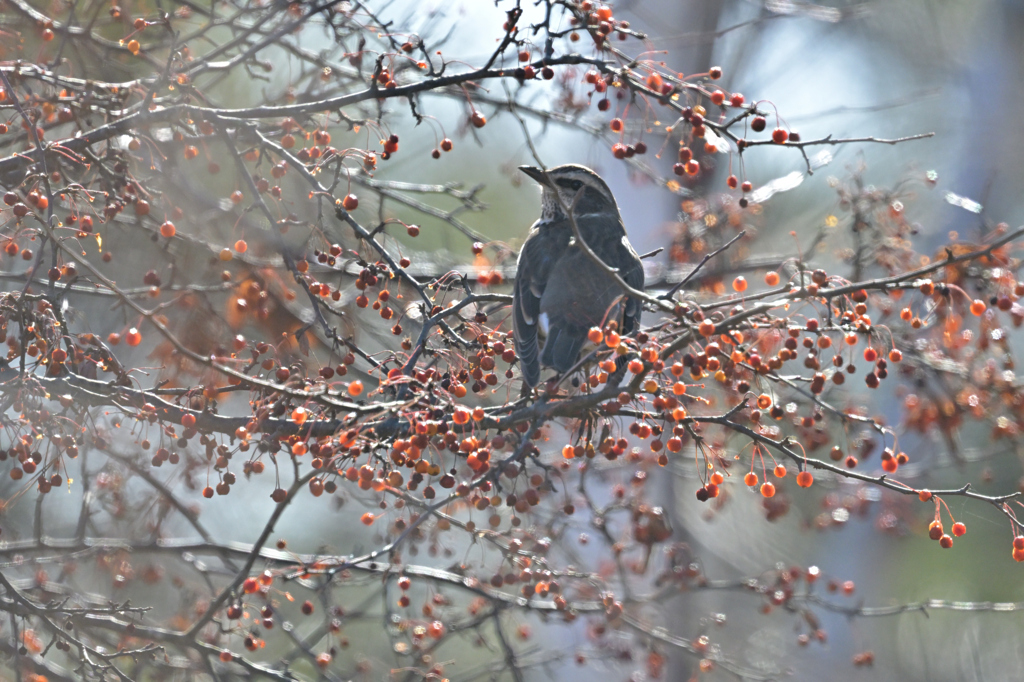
[[512, 164, 645, 387]]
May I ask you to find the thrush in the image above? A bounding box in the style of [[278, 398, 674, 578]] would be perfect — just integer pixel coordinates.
[[512, 164, 645, 387]]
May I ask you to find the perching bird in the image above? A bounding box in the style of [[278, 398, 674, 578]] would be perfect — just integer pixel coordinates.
[[513, 164, 645, 387]]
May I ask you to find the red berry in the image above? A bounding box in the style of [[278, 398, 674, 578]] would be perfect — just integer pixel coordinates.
[[772, 128, 789, 144], [343, 194, 358, 211]]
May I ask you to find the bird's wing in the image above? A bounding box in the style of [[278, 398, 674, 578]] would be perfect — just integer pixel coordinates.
[[621, 236, 646, 335], [513, 225, 560, 386]]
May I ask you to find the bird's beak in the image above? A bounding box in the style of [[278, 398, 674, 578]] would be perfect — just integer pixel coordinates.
[[519, 165, 553, 188]]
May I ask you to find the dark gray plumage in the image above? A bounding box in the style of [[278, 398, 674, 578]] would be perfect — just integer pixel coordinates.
[[513, 164, 645, 387]]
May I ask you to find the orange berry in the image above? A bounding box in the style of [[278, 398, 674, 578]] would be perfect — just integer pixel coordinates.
[[360, 512, 375, 525], [160, 221, 176, 238], [588, 327, 604, 344], [427, 620, 445, 638], [743, 472, 758, 487], [970, 299, 986, 316], [181, 413, 197, 428], [764, 271, 780, 286], [756, 394, 772, 410], [760, 482, 776, 498], [773, 464, 787, 478], [732, 276, 747, 292], [126, 327, 142, 346], [234, 239, 248, 253], [627, 359, 644, 374], [951, 522, 966, 537], [342, 194, 358, 211], [710, 471, 724, 485], [291, 406, 307, 424], [698, 320, 715, 337], [348, 380, 364, 396], [796, 471, 813, 487]]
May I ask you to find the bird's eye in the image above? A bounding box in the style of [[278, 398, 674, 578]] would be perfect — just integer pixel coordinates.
[[568, 179, 583, 190]]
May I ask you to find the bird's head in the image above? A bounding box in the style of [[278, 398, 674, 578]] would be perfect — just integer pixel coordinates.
[[519, 164, 620, 222]]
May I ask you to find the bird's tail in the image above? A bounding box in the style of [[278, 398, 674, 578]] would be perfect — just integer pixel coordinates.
[[518, 332, 541, 387], [540, 324, 587, 374]]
